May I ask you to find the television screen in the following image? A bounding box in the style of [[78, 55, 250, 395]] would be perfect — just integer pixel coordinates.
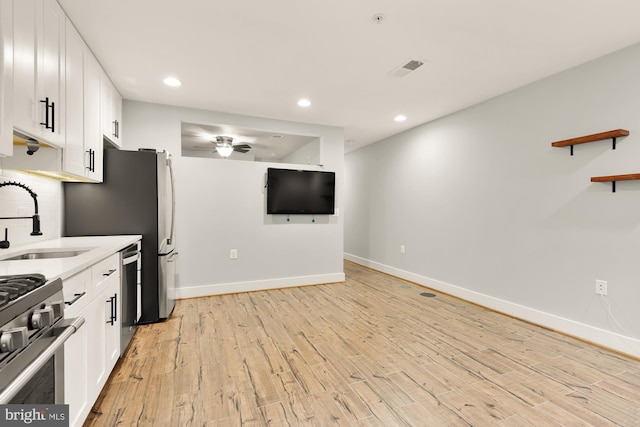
[[267, 168, 335, 214]]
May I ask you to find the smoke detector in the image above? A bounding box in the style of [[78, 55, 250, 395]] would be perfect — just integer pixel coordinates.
[[390, 59, 425, 77]]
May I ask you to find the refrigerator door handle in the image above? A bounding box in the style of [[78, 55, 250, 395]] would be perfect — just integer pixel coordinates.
[[167, 155, 176, 246], [167, 157, 176, 245]]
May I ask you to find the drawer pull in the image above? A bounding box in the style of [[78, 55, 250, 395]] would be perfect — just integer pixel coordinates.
[[103, 269, 117, 277], [65, 292, 86, 306]]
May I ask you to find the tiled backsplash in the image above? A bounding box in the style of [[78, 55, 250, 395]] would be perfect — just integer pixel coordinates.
[[0, 166, 62, 248]]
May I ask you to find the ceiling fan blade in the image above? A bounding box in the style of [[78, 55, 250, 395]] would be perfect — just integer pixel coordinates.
[[233, 144, 251, 153]]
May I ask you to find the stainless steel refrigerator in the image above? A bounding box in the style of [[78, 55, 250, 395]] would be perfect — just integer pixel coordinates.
[[63, 149, 177, 324]]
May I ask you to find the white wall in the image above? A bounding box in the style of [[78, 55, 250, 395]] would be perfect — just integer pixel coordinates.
[[282, 138, 321, 165], [122, 101, 344, 297], [345, 43, 640, 358]]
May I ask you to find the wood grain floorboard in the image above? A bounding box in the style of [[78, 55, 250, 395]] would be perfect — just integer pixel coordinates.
[[84, 261, 640, 426]]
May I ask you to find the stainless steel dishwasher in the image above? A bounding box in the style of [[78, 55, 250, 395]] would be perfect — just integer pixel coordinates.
[[120, 242, 141, 355]]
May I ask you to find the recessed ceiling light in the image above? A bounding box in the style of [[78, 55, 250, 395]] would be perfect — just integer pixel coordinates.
[[297, 98, 311, 107], [163, 76, 182, 87], [372, 14, 385, 24], [394, 115, 407, 122]]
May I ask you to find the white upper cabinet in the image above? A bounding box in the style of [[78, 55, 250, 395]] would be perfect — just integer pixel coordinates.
[[84, 50, 103, 182], [101, 75, 122, 147], [5, 7, 105, 182], [13, 0, 66, 148], [0, 0, 13, 157], [6, 0, 116, 180], [64, 18, 84, 176], [64, 18, 103, 182]]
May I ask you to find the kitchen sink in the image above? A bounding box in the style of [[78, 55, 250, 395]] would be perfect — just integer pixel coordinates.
[[0, 248, 92, 261]]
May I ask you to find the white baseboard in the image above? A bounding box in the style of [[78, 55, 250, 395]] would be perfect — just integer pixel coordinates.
[[344, 253, 640, 359], [175, 272, 346, 299]]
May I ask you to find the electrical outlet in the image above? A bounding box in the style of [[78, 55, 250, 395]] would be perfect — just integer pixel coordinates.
[[595, 280, 607, 296], [230, 249, 238, 260], [400, 245, 405, 254]]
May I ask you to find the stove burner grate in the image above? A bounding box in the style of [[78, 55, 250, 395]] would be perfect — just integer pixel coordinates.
[[0, 274, 47, 310]]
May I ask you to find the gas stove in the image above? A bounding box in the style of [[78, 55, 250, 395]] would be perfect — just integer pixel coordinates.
[[0, 274, 72, 404], [0, 275, 63, 363]]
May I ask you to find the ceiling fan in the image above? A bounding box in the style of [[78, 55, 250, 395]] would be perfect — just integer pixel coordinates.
[[212, 136, 251, 157]]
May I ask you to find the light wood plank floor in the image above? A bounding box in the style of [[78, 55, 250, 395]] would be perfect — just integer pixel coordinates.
[[84, 261, 640, 426]]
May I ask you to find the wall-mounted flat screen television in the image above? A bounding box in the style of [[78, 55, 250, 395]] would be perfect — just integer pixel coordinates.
[[267, 168, 335, 214]]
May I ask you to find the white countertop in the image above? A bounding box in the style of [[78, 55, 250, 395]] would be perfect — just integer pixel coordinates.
[[0, 236, 142, 281]]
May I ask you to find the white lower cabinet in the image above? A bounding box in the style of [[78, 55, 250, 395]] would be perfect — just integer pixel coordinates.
[[64, 254, 120, 427], [104, 279, 120, 374], [91, 277, 119, 393], [64, 291, 90, 427]]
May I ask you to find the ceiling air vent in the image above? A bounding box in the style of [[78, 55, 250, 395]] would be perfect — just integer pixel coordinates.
[[269, 135, 284, 140], [390, 59, 425, 77]]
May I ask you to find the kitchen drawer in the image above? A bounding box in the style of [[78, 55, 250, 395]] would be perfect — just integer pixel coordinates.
[[91, 253, 119, 294], [63, 269, 91, 317]]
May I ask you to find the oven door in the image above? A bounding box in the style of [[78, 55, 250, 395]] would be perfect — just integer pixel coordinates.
[[0, 317, 84, 404]]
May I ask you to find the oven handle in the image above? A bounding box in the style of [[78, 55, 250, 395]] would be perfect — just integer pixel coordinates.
[[0, 317, 85, 404], [122, 252, 139, 266]]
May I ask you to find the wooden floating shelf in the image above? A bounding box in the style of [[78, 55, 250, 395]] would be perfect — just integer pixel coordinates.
[[551, 129, 629, 155], [591, 173, 640, 192]]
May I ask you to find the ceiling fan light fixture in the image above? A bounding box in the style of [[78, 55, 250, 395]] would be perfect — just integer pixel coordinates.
[[215, 135, 234, 157], [216, 144, 234, 157]]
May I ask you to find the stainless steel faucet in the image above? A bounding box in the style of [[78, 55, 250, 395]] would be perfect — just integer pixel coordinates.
[[0, 181, 43, 243]]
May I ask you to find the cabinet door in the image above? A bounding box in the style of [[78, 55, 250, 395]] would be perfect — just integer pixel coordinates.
[[13, 0, 65, 147], [63, 18, 84, 177], [88, 292, 107, 395], [64, 301, 90, 427], [112, 89, 122, 145], [39, 0, 66, 146], [0, 0, 13, 157], [91, 276, 120, 394], [104, 279, 120, 372], [101, 76, 122, 147], [84, 51, 103, 181], [13, 0, 38, 138]]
